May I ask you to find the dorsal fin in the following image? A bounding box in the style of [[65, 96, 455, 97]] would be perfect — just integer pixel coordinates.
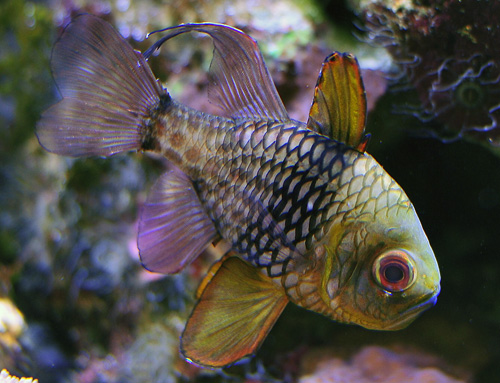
[[307, 52, 368, 152], [144, 23, 289, 121]]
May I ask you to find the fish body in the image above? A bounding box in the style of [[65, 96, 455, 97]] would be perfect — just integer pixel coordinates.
[[36, 15, 441, 367]]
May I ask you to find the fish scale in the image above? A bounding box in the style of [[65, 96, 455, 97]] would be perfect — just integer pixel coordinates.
[[174, 119, 355, 275]]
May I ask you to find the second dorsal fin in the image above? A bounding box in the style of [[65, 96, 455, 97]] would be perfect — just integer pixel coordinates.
[[145, 23, 289, 121], [307, 52, 368, 151]]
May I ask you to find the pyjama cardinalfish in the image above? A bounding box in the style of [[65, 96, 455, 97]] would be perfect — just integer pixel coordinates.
[[36, 14, 441, 368]]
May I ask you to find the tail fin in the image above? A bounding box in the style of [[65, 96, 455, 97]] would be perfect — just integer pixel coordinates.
[[36, 14, 164, 157]]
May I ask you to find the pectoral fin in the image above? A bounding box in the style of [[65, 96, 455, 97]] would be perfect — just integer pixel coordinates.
[[181, 257, 288, 368], [307, 52, 368, 152]]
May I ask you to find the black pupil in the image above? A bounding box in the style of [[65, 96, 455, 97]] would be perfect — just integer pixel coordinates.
[[384, 264, 404, 283]]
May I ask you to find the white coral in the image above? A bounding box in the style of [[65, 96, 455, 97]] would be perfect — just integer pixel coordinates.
[[0, 369, 38, 383]]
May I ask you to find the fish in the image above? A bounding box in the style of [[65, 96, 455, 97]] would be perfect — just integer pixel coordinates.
[[36, 14, 441, 368]]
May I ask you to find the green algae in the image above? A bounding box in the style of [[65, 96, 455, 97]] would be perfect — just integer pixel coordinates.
[[0, 0, 54, 151]]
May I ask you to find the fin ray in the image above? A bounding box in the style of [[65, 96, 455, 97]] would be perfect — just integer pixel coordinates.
[[36, 14, 163, 157], [181, 257, 288, 367], [138, 167, 217, 274]]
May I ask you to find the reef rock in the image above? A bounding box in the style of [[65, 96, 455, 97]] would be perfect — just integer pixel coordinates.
[[358, 0, 500, 149]]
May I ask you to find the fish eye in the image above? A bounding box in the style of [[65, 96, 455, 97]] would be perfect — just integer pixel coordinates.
[[372, 250, 416, 293]]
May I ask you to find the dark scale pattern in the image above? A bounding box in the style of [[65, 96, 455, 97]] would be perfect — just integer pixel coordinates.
[[264, 131, 349, 255], [196, 119, 354, 277]]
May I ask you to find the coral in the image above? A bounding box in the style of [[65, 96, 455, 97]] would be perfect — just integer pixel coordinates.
[[0, 370, 38, 383], [0, 299, 26, 373], [299, 346, 467, 383], [359, 0, 500, 146], [121, 320, 183, 383], [0, 298, 25, 350]]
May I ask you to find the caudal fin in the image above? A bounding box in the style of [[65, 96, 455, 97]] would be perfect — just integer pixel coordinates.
[[36, 14, 164, 157]]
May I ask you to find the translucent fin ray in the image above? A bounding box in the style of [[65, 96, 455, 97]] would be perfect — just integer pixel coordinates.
[[145, 23, 289, 121], [138, 167, 217, 274], [181, 257, 288, 367], [307, 52, 368, 151], [36, 14, 163, 157]]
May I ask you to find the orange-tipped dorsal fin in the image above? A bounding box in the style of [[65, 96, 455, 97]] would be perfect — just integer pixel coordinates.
[[181, 257, 288, 368], [307, 52, 369, 152]]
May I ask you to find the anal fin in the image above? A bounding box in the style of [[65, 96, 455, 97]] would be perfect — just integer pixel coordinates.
[[138, 167, 217, 274], [181, 257, 288, 368], [195, 249, 233, 299]]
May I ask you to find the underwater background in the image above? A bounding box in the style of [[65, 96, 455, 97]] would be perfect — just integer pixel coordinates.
[[1, 0, 499, 382]]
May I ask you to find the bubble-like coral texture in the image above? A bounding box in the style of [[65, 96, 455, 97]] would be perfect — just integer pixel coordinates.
[[361, 0, 500, 145], [0, 370, 38, 383], [299, 346, 466, 383]]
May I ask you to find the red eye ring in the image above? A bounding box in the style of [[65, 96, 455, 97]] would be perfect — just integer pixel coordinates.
[[373, 250, 416, 293]]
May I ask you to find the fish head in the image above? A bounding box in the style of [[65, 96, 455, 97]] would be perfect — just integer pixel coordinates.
[[320, 155, 440, 330]]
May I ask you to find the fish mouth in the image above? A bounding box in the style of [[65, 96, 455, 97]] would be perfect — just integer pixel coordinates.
[[383, 288, 440, 331]]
